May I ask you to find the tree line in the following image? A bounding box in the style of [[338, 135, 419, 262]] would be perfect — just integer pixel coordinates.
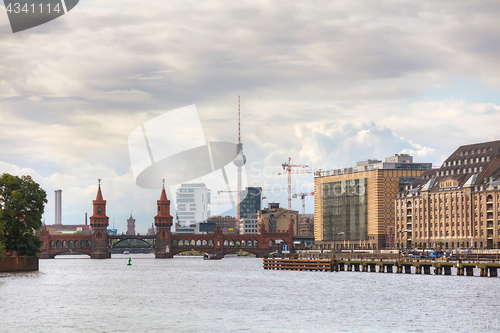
[[0, 173, 47, 261]]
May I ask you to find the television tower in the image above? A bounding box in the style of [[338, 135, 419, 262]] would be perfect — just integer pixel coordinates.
[[233, 96, 246, 221]]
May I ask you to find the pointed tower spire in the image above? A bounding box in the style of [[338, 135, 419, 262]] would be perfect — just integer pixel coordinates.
[[160, 179, 167, 201], [96, 179, 104, 201], [90, 180, 109, 258], [154, 180, 173, 258], [238, 95, 241, 144]]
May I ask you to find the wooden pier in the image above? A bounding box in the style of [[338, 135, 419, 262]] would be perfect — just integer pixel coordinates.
[[263, 258, 500, 277]]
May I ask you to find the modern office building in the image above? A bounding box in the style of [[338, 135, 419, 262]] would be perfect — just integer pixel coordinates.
[[176, 183, 210, 230], [258, 203, 299, 236], [314, 154, 431, 250], [127, 212, 136, 235], [55, 189, 62, 225], [395, 140, 500, 249], [239, 187, 262, 219]]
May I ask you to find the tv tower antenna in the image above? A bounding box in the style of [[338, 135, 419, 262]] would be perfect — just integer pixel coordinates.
[[233, 96, 246, 221]]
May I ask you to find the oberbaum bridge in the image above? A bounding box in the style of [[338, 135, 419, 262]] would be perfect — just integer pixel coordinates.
[[39, 183, 294, 259]]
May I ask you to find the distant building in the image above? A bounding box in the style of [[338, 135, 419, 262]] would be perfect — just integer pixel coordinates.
[[176, 183, 210, 230], [314, 154, 431, 250], [45, 224, 91, 235], [239, 187, 262, 218], [127, 213, 135, 235], [55, 189, 62, 225], [396, 140, 500, 250], [147, 222, 156, 236], [258, 203, 299, 235], [299, 214, 314, 237], [208, 216, 238, 234], [239, 213, 259, 235]]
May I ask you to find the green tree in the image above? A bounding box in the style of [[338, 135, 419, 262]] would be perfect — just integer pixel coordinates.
[[0, 210, 5, 262], [0, 174, 47, 257]]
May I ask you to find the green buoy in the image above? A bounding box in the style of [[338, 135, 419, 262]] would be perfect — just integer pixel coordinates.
[[127, 257, 132, 266]]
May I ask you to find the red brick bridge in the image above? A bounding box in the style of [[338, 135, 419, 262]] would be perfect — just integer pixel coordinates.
[[39, 183, 293, 259]]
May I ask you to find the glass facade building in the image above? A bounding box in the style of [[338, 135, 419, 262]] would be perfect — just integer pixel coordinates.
[[322, 179, 367, 242], [239, 187, 262, 219]]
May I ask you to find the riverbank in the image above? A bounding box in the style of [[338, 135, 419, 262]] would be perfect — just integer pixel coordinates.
[[0, 255, 39, 272]]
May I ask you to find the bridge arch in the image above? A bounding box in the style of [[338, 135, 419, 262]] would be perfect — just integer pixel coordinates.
[[51, 249, 91, 258], [112, 238, 153, 248]]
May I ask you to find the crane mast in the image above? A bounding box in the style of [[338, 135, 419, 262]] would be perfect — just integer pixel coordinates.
[[281, 157, 309, 210]]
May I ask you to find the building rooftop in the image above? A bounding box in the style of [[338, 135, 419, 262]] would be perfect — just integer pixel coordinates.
[[316, 154, 431, 177], [398, 140, 500, 195]]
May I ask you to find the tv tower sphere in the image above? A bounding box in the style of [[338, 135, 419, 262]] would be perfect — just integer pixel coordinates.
[[233, 145, 246, 167]]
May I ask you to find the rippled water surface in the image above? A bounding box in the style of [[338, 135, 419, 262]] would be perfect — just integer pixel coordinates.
[[1, 255, 499, 332]]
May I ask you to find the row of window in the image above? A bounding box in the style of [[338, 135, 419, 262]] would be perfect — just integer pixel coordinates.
[[459, 148, 488, 156], [398, 194, 498, 207], [178, 188, 195, 193], [444, 155, 490, 167], [398, 229, 499, 238]]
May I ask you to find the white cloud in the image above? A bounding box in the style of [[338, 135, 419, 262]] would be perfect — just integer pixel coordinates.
[[0, 0, 499, 218]]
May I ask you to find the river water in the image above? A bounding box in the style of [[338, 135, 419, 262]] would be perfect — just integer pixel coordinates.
[[1, 255, 499, 332]]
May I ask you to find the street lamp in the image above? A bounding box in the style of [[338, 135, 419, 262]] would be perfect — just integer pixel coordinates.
[[334, 231, 345, 253]]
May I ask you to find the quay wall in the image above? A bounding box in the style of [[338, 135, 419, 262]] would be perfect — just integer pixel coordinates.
[[0, 256, 39, 272]]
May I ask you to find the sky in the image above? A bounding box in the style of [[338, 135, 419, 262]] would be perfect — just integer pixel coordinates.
[[1, 0, 500, 233]]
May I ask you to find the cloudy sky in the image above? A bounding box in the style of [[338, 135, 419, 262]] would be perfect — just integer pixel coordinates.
[[1, 0, 499, 233]]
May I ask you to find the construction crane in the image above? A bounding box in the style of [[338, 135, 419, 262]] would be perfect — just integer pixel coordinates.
[[292, 192, 314, 220], [274, 157, 309, 210], [217, 187, 290, 194], [217, 188, 291, 210]]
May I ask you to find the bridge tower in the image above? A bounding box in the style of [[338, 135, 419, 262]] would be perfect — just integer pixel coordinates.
[[154, 182, 173, 258], [90, 180, 110, 259]]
